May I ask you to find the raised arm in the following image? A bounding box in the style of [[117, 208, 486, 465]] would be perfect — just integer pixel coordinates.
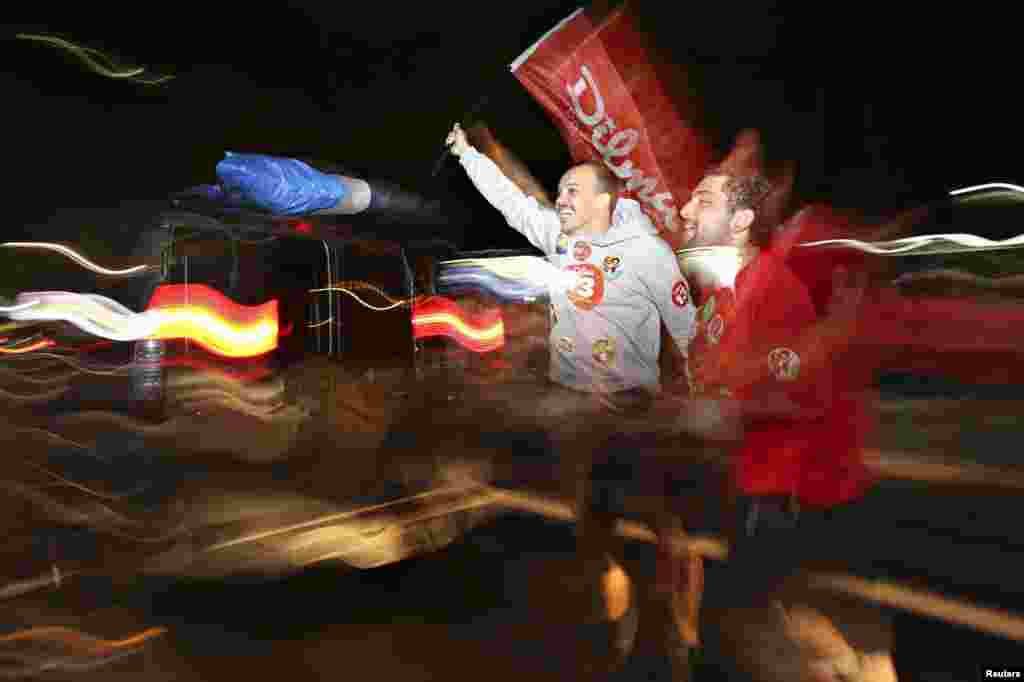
[[447, 123, 559, 254]]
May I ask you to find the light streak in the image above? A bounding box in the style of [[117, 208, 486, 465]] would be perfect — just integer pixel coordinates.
[[0, 478, 187, 543], [168, 370, 283, 397], [161, 355, 275, 382], [437, 256, 577, 300], [0, 301, 40, 313], [15, 34, 174, 85], [323, 241, 333, 355], [6, 285, 279, 358], [331, 280, 405, 305], [171, 389, 287, 418], [949, 182, 1024, 196], [0, 321, 41, 333], [441, 255, 570, 286], [4, 292, 152, 339], [167, 370, 288, 418], [18, 459, 136, 501], [437, 268, 549, 302], [0, 625, 167, 654], [204, 484, 480, 552], [0, 364, 79, 385], [0, 569, 82, 601], [1, 352, 134, 376], [0, 242, 155, 276], [308, 317, 335, 328], [11, 427, 94, 453], [412, 297, 504, 353], [0, 335, 110, 357], [53, 409, 308, 464], [1, 353, 274, 382], [0, 384, 68, 402], [147, 304, 278, 358], [799, 232, 1024, 256], [310, 285, 421, 312], [0, 338, 55, 353], [0, 647, 143, 675]]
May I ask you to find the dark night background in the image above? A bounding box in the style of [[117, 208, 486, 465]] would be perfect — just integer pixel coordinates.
[[3, 2, 1019, 252], [1, 5, 1023, 678]]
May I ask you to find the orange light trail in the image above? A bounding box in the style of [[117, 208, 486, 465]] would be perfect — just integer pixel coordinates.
[[0, 338, 55, 354], [0, 625, 167, 655]]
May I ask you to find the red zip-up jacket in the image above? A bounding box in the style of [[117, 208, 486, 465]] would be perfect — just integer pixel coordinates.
[[687, 247, 875, 508]]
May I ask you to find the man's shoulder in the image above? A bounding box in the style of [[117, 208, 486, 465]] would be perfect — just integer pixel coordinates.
[[613, 199, 659, 233], [753, 248, 808, 286], [747, 250, 816, 316], [610, 234, 676, 283]]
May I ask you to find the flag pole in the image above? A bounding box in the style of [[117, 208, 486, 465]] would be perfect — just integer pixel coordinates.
[[430, 93, 492, 178]]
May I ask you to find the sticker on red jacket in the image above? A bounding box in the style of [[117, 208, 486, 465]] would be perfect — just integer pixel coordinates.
[[768, 347, 801, 381], [706, 314, 725, 345], [565, 263, 604, 310], [671, 279, 690, 307]]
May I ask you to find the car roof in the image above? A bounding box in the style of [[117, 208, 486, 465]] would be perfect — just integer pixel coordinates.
[[164, 193, 465, 254]]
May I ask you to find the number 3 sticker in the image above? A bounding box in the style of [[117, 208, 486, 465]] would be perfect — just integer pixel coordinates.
[[565, 263, 604, 310], [576, 273, 595, 297]]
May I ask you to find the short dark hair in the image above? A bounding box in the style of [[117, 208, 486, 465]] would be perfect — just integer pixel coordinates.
[[704, 164, 771, 213], [703, 164, 773, 245], [576, 161, 623, 215]]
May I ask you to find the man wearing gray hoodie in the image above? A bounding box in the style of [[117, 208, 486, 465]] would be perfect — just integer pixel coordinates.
[[447, 122, 698, 674], [447, 123, 696, 395]]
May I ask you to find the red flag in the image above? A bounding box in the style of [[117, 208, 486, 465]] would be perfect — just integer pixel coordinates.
[[510, 2, 711, 250]]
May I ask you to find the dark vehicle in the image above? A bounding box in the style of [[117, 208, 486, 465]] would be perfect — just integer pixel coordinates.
[[0, 178, 525, 588]]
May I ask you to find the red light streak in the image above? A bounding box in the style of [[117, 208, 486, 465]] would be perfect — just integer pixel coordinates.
[[412, 297, 504, 353]]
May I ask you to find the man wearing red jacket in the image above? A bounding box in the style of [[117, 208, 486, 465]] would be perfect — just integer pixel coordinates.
[[682, 174, 874, 511], [668, 164, 879, 673]]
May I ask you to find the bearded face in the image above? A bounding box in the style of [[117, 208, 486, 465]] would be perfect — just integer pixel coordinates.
[[679, 175, 738, 248]]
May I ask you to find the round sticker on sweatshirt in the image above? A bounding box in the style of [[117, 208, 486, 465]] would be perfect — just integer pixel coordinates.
[[592, 338, 616, 368], [574, 241, 592, 261], [602, 255, 623, 280], [671, 279, 690, 307], [565, 263, 604, 310], [556, 233, 569, 255]]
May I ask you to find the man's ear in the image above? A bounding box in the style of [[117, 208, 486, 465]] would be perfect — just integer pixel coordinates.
[[597, 192, 612, 211], [731, 208, 754, 234]]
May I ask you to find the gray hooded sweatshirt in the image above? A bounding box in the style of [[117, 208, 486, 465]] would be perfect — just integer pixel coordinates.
[[459, 147, 697, 394]]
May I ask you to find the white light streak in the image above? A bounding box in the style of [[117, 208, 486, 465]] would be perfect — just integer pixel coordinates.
[[0, 300, 40, 314], [1, 242, 154, 276], [949, 182, 1024, 197], [799, 233, 1024, 256]]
